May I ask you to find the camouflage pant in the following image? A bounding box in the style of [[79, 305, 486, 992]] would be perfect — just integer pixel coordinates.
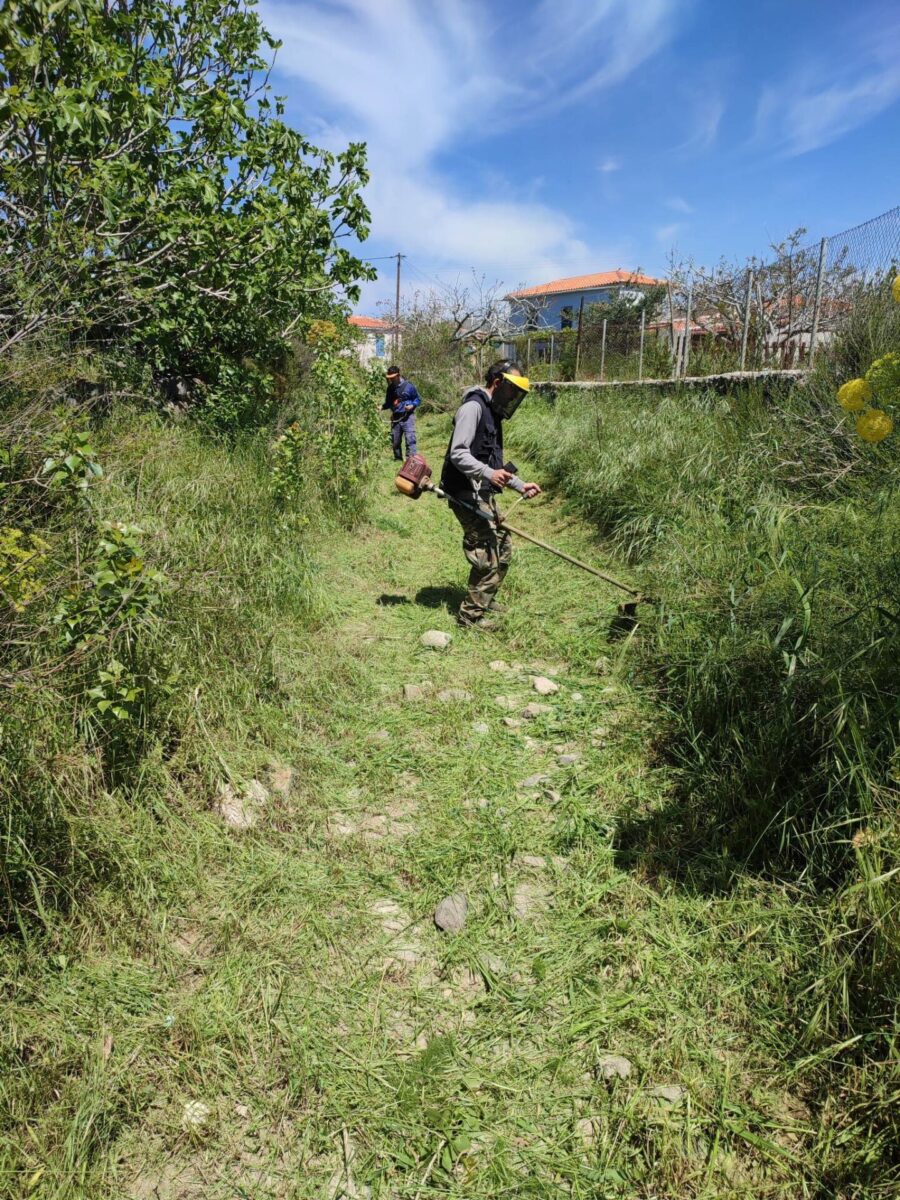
[[452, 500, 513, 621]]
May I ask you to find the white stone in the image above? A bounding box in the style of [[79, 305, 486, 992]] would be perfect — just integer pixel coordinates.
[[522, 702, 553, 720], [215, 783, 261, 830], [420, 629, 452, 649], [489, 660, 510, 672], [403, 683, 425, 702], [437, 688, 472, 702], [531, 676, 560, 696], [182, 1100, 212, 1128]]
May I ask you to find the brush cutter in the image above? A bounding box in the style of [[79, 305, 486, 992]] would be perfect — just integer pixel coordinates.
[[395, 454, 644, 607]]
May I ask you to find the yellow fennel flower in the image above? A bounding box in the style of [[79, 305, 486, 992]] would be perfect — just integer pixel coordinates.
[[866, 351, 900, 401], [837, 378, 871, 411], [893, 274, 900, 303], [856, 408, 894, 443]]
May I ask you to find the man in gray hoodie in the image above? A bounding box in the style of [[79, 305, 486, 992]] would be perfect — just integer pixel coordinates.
[[440, 361, 541, 629]]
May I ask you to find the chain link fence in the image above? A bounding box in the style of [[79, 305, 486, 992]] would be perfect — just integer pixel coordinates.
[[505, 204, 900, 383]]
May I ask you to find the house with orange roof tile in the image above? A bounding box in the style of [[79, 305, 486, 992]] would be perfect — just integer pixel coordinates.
[[505, 269, 666, 331], [347, 314, 396, 365]]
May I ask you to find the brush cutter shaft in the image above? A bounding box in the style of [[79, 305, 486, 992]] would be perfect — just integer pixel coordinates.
[[425, 483, 639, 598], [496, 520, 638, 595]]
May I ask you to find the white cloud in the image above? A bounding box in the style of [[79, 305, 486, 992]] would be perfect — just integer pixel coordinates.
[[666, 195, 693, 214], [753, 18, 900, 156], [599, 157, 622, 174], [655, 222, 682, 245], [675, 96, 724, 154], [259, 0, 685, 299]]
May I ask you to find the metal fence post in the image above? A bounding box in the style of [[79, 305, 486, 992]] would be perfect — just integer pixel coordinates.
[[550, 333, 555, 377], [600, 318, 607, 382], [526, 334, 531, 371], [808, 237, 827, 366], [574, 296, 585, 380], [739, 268, 753, 371], [638, 309, 645, 381], [681, 284, 693, 378]]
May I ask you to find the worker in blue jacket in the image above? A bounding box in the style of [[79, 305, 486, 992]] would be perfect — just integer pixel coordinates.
[[383, 365, 421, 461]]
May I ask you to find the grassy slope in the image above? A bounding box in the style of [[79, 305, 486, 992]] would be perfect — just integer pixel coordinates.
[[1, 413, 849, 1198]]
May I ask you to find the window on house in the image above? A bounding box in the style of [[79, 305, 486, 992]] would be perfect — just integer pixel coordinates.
[[374, 335, 385, 357], [560, 305, 574, 330]]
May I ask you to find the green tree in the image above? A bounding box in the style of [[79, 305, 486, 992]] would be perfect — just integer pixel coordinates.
[[0, 0, 374, 427]]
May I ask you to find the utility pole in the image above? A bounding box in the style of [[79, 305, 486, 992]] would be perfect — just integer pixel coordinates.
[[393, 252, 405, 358]]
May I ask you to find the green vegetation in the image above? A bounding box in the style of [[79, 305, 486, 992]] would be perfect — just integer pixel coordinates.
[[513, 301, 900, 1194], [1, 4, 898, 1197], [5, 410, 888, 1199]]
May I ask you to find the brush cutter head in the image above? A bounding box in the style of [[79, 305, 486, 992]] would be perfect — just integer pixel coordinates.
[[395, 453, 433, 498]]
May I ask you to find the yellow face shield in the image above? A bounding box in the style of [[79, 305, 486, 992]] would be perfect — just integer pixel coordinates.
[[492, 372, 530, 419]]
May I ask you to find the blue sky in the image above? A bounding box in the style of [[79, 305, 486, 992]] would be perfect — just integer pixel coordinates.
[[259, 0, 900, 313]]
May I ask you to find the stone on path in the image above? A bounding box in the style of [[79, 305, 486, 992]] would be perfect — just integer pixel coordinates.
[[434, 893, 468, 933], [370, 898, 409, 934], [531, 676, 559, 696], [557, 752, 581, 767], [215, 780, 267, 830], [437, 688, 472, 702], [372, 729, 390, 742], [420, 629, 452, 650], [572, 692, 584, 702], [575, 1117, 599, 1150], [403, 683, 425, 702], [519, 773, 549, 790], [522, 702, 553, 720], [472, 721, 490, 735], [596, 1054, 632, 1081], [648, 1084, 686, 1104], [494, 694, 516, 709], [518, 853, 547, 868], [182, 1100, 212, 1129], [489, 660, 510, 672], [511, 881, 547, 920], [503, 717, 523, 729], [267, 764, 296, 798]]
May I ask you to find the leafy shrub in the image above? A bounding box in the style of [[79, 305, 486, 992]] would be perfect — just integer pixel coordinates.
[[272, 346, 382, 523]]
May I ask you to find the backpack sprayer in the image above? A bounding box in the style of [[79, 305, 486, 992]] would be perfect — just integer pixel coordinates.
[[394, 454, 643, 607]]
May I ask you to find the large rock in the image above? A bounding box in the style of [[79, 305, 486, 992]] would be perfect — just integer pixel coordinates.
[[420, 629, 452, 650], [434, 893, 468, 933], [531, 676, 560, 695]]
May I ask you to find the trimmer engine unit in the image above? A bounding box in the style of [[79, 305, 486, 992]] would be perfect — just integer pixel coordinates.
[[395, 454, 433, 498]]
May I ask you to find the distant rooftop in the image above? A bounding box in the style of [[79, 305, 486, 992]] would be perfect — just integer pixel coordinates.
[[506, 269, 666, 300], [348, 314, 393, 330]]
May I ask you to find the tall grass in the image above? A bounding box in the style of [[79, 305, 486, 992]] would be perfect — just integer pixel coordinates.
[[512, 307, 900, 1191]]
